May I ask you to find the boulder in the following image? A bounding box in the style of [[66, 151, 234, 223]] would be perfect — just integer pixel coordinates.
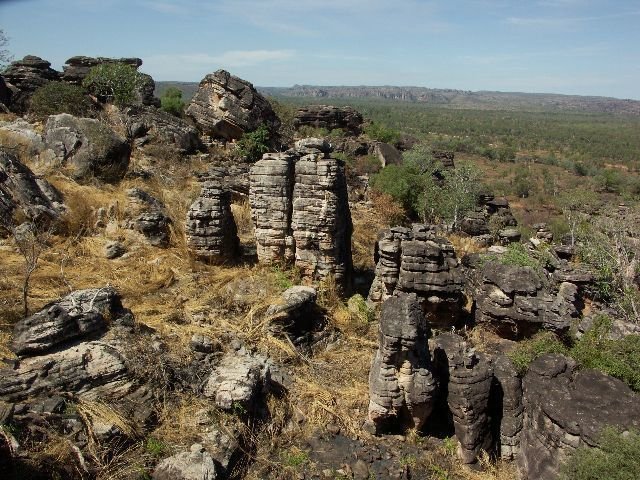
[[474, 261, 579, 339], [123, 105, 201, 153], [519, 354, 640, 480], [186, 69, 280, 140], [266, 286, 318, 346], [11, 287, 129, 356], [431, 333, 493, 464], [186, 169, 239, 262], [152, 443, 218, 480], [371, 142, 402, 167], [0, 119, 46, 156], [461, 195, 517, 239], [368, 293, 436, 432], [126, 188, 171, 247], [2, 55, 60, 113], [0, 149, 63, 229], [293, 105, 363, 135], [368, 225, 464, 328], [43, 113, 131, 183]]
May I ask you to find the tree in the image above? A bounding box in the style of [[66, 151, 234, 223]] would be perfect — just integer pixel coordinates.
[[83, 63, 143, 107], [556, 188, 597, 246], [0, 29, 13, 69], [160, 87, 185, 117], [440, 161, 483, 230]]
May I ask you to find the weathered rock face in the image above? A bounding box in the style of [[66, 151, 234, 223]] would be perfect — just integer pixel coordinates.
[[371, 142, 402, 167], [431, 150, 455, 169], [43, 113, 131, 183], [153, 443, 218, 480], [62, 56, 159, 107], [186, 69, 280, 140], [0, 75, 11, 111], [249, 152, 295, 263], [0, 149, 63, 228], [186, 169, 239, 262], [2, 56, 60, 113], [519, 354, 640, 480], [294, 105, 363, 135], [474, 261, 579, 339], [368, 293, 436, 432], [460, 194, 517, 241], [250, 142, 353, 289], [123, 105, 201, 153], [0, 119, 46, 156], [431, 333, 493, 464], [266, 286, 318, 346], [368, 225, 464, 328], [126, 188, 171, 247], [490, 355, 523, 460], [11, 287, 126, 356]]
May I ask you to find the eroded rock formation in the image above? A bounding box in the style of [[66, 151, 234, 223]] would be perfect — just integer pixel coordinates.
[[368, 293, 436, 432], [491, 355, 523, 460], [2, 56, 60, 113], [123, 105, 201, 153], [126, 188, 172, 247], [250, 140, 353, 289], [368, 225, 464, 328], [186, 169, 239, 262], [186, 69, 280, 140], [460, 194, 517, 244], [294, 105, 363, 135]]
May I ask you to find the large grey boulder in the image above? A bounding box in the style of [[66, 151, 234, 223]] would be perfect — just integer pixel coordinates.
[[519, 354, 640, 480], [475, 261, 579, 339], [431, 333, 493, 465], [126, 188, 171, 247], [123, 105, 201, 153], [368, 225, 464, 328], [186, 69, 280, 140], [368, 293, 436, 432], [266, 286, 318, 346], [0, 119, 45, 156], [11, 287, 128, 356], [186, 169, 239, 262], [2, 55, 60, 113], [0, 149, 63, 229], [153, 444, 218, 480], [43, 113, 131, 183]]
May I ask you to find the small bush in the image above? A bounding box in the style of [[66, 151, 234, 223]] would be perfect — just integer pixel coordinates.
[[83, 62, 143, 107], [508, 332, 567, 375], [236, 124, 271, 162], [560, 427, 640, 480], [347, 294, 374, 323], [364, 121, 401, 144], [29, 82, 93, 119], [499, 243, 541, 269], [145, 437, 168, 457], [160, 87, 184, 117], [280, 448, 309, 468]]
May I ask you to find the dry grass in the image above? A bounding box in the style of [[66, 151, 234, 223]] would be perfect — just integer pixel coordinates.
[[231, 199, 255, 244]]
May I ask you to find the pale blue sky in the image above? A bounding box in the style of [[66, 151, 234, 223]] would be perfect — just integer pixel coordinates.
[[1, 0, 639, 99]]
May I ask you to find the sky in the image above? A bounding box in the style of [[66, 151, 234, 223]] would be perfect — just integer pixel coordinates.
[[1, 0, 639, 99]]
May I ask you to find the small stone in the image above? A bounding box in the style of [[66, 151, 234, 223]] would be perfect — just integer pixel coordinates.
[[327, 424, 341, 435], [105, 241, 126, 259], [352, 459, 370, 480]]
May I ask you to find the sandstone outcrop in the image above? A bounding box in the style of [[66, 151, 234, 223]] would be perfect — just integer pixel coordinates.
[[250, 141, 353, 289], [491, 355, 523, 460], [474, 261, 579, 339], [0, 149, 63, 228], [2, 56, 60, 113], [460, 194, 517, 242], [519, 354, 640, 480], [126, 188, 171, 247], [368, 293, 436, 432], [431, 333, 493, 464], [124, 105, 201, 153], [368, 225, 464, 328], [186, 169, 239, 262], [266, 286, 318, 346], [43, 113, 131, 183], [186, 69, 280, 140], [294, 105, 363, 135]]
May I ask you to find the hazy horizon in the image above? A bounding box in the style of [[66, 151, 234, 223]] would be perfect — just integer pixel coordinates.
[[2, 0, 639, 100]]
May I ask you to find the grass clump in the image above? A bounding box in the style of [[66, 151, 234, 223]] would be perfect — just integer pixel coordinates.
[[280, 447, 309, 468], [498, 242, 541, 269], [508, 331, 568, 375], [144, 437, 168, 458], [560, 428, 640, 480]]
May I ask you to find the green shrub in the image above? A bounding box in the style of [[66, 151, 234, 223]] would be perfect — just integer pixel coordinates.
[[29, 81, 93, 118], [145, 437, 168, 457], [560, 427, 640, 480], [570, 316, 640, 392], [236, 124, 271, 162], [160, 87, 184, 117], [83, 62, 143, 107], [499, 243, 542, 269], [364, 121, 401, 144], [347, 294, 374, 323], [508, 332, 568, 375]]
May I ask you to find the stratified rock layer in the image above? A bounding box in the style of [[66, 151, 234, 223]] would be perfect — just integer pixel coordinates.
[[186, 169, 239, 263], [519, 354, 640, 480], [126, 188, 171, 247], [124, 105, 201, 153], [368, 225, 464, 328], [491, 355, 523, 460], [2, 56, 60, 113], [294, 105, 363, 135], [250, 143, 353, 289], [368, 293, 436, 432], [186, 69, 280, 140], [431, 333, 493, 464]]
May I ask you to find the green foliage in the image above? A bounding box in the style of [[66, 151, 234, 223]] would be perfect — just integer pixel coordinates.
[[83, 62, 143, 107], [160, 86, 184, 117], [29, 81, 93, 118], [499, 243, 543, 269], [441, 436, 458, 457], [268, 96, 296, 146], [347, 294, 375, 323], [0, 29, 13, 69], [570, 316, 640, 391], [145, 437, 168, 457], [596, 168, 624, 194], [513, 166, 534, 198], [236, 124, 271, 162], [560, 427, 640, 480], [280, 448, 309, 468], [364, 121, 401, 144], [508, 332, 568, 375]]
